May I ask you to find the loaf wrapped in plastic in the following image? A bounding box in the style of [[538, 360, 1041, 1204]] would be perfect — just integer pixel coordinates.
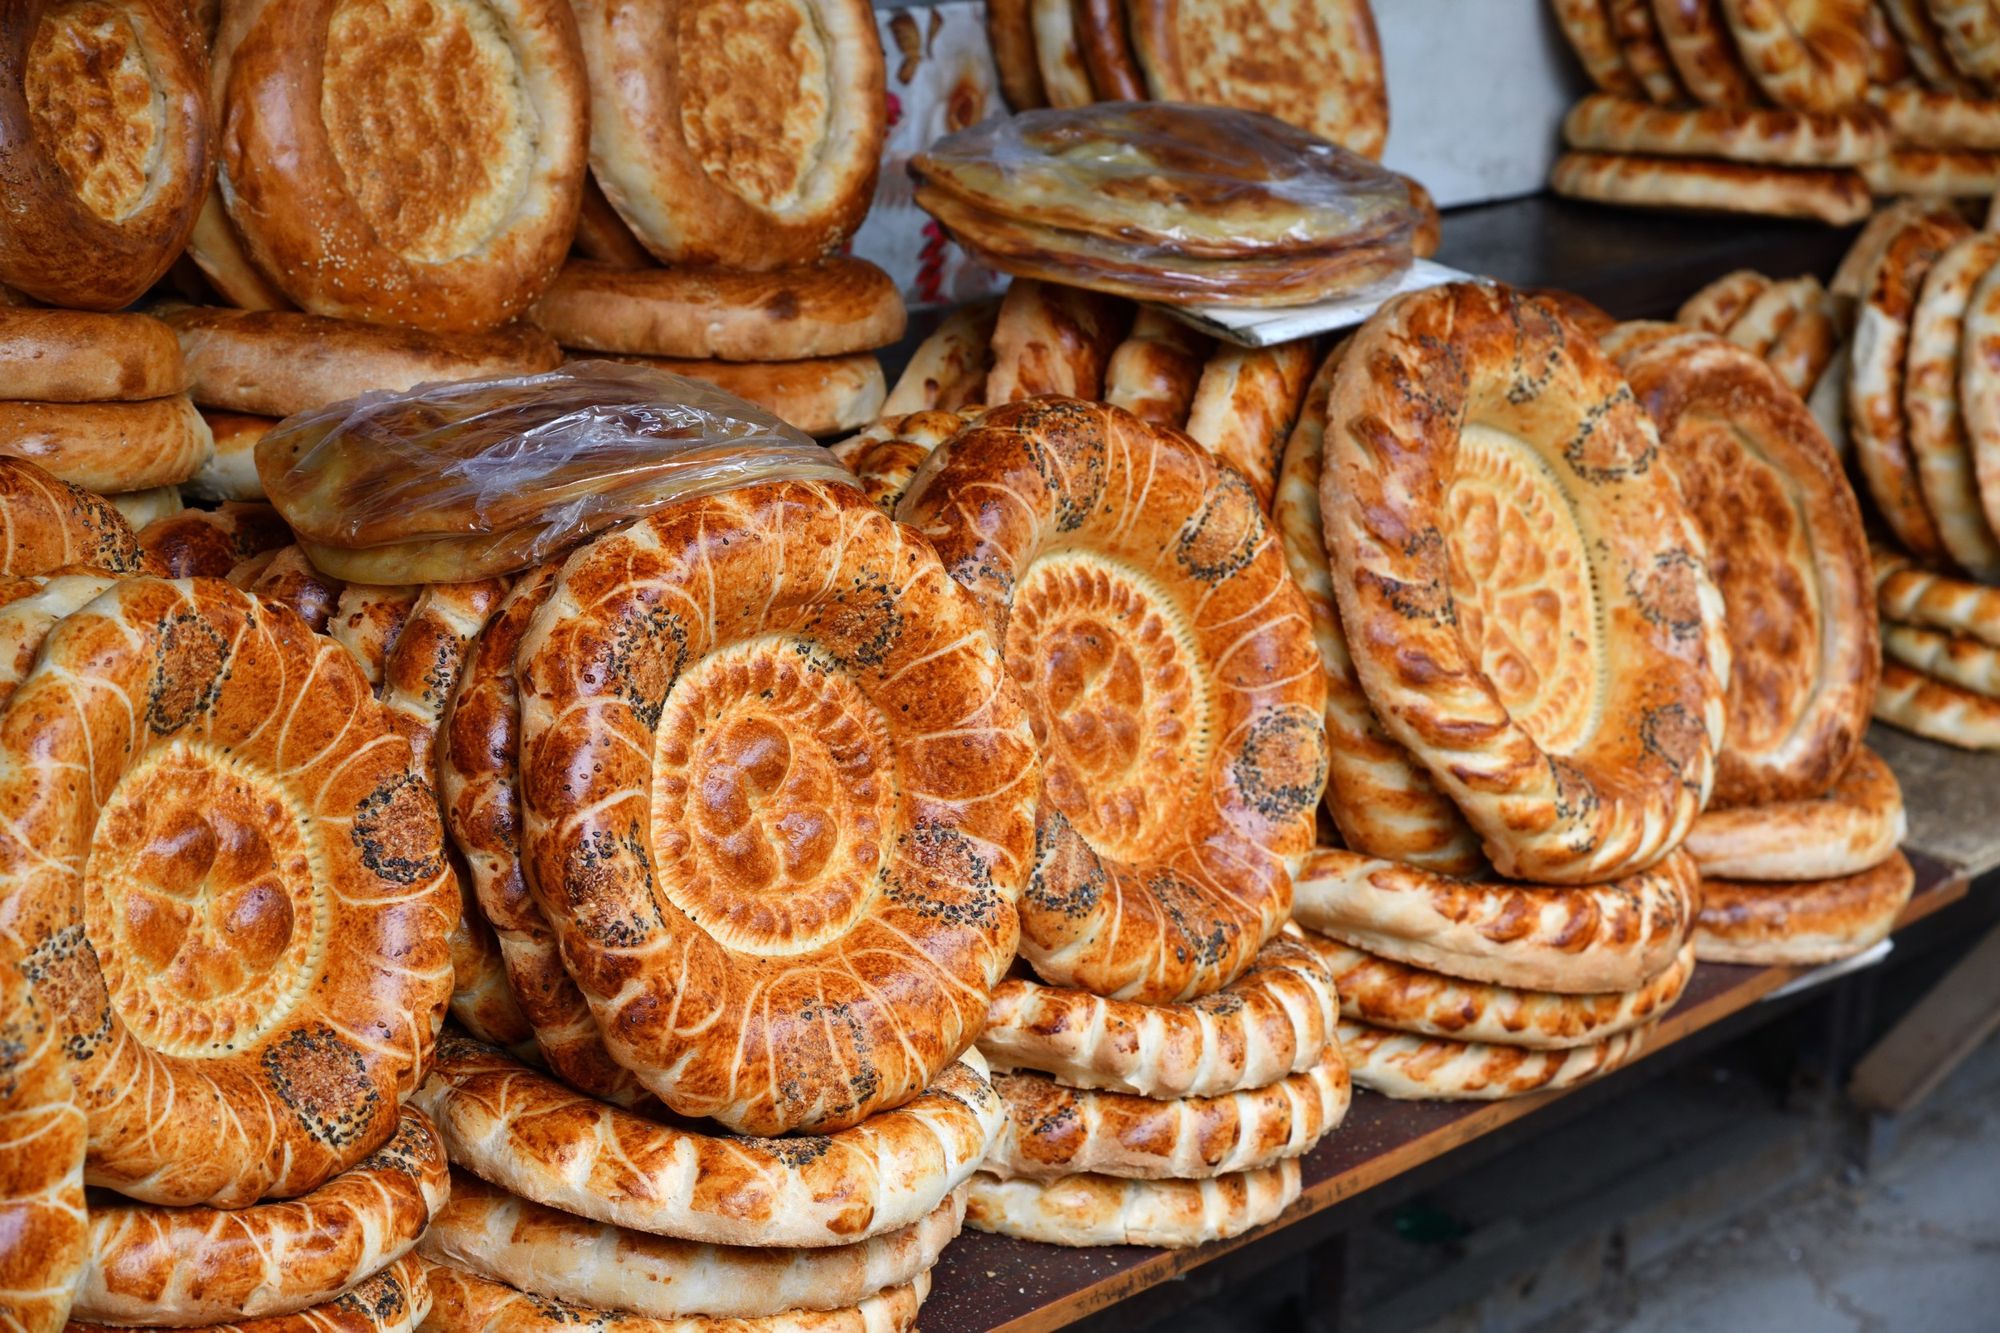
[[257, 362, 858, 583]]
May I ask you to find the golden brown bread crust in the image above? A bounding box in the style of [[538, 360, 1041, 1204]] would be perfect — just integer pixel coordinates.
[[828, 411, 975, 516], [1884, 0, 1975, 88], [242, 545, 345, 634], [573, 173, 656, 269], [1858, 147, 2000, 194], [1129, 0, 1388, 158], [881, 301, 998, 415], [0, 930, 86, 1333], [0, 457, 148, 577], [188, 410, 274, 502], [1718, 0, 1869, 109], [1905, 233, 2000, 578], [0, 309, 186, 402], [411, 1036, 1004, 1248], [1404, 173, 1441, 259], [419, 1261, 927, 1333], [984, 1051, 1348, 1182], [73, 1107, 450, 1325], [530, 259, 905, 361], [69, 1254, 434, 1333], [1337, 1018, 1650, 1100], [1074, 0, 1145, 99], [0, 396, 211, 493], [984, 279, 1130, 404], [1550, 152, 1873, 224], [1652, 0, 1765, 103], [437, 567, 651, 1106], [588, 352, 887, 437], [1272, 353, 1483, 873], [0, 0, 208, 309], [1865, 0, 1912, 80], [219, 0, 588, 332], [1959, 228, 2000, 542], [1554, 0, 1645, 94], [1695, 850, 1915, 963], [903, 399, 1325, 1001], [1292, 846, 1702, 994], [977, 934, 1339, 1099], [105, 486, 183, 531], [1562, 94, 1890, 165], [137, 502, 290, 579], [1308, 934, 1696, 1051], [574, 0, 886, 268], [161, 307, 564, 418], [1851, 205, 1971, 562], [1321, 283, 1729, 883], [1679, 270, 1772, 331], [329, 584, 420, 690], [1686, 745, 1906, 879], [516, 482, 1036, 1133], [987, 0, 1047, 109], [1883, 620, 2000, 696], [1739, 276, 1838, 394], [965, 1161, 1299, 1247], [1031, 0, 1095, 108], [1183, 339, 1318, 513], [0, 578, 456, 1207], [1874, 658, 2000, 745], [1609, 0, 1688, 101], [1618, 331, 1878, 806], [1874, 550, 2000, 645], [1102, 308, 1212, 430], [0, 573, 121, 709], [1926, 0, 2000, 87], [419, 1173, 961, 1319], [1868, 81, 2000, 146]]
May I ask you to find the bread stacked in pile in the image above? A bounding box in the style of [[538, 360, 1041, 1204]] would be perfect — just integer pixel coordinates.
[[1862, 5, 2000, 198], [1276, 281, 1728, 1101]]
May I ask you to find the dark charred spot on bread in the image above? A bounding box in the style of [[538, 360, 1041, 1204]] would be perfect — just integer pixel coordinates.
[[146, 610, 231, 733], [262, 1023, 379, 1148], [353, 772, 447, 886]]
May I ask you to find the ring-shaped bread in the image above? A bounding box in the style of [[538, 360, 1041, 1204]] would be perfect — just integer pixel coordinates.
[[881, 301, 998, 417], [1859, 147, 2000, 198], [1883, 0, 1976, 89], [1954, 253, 2000, 543], [1553, 0, 1645, 94], [1073, 0, 1145, 100], [1183, 339, 1320, 514], [1925, 0, 2000, 87], [1883, 621, 2000, 696], [1679, 270, 1772, 333], [1617, 330, 1877, 806], [419, 1261, 927, 1333], [1562, 96, 1888, 166], [73, 1106, 450, 1326], [1320, 282, 1730, 883], [107, 487, 184, 533], [0, 308, 186, 401], [983, 1051, 1348, 1182], [1652, 0, 1766, 104], [139, 503, 291, 580], [1755, 280, 1840, 395], [0, 574, 122, 708], [70, 1254, 433, 1333], [1869, 82, 2000, 147], [0, 457, 148, 577], [1684, 745, 1906, 880], [1030, 0, 1095, 109], [1275, 351, 1484, 873], [829, 411, 977, 517], [438, 566, 652, 1106], [1336, 1018, 1650, 1100], [1718, 0, 1870, 110], [516, 480, 1036, 1134], [1874, 551, 2000, 647], [1607, 0, 1688, 101], [189, 411, 274, 503], [420, 1172, 961, 1320], [0, 930, 88, 1333], [964, 1161, 1299, 1248], [1876, 660, 2000, 747], [977, 933, 1337, 1100], [241, 545, 346, 634], [1102, 308, 1212, 429], [217, 0, 588, 332], [0, 577, 457, 1207], [1695, 850, 1915, 964], [0, 0, 207, 309], [1550, 152, 1873, 224], [1291, 846, 1701, 994], [409, 1035, 1004, 1249], [0, 397, 213, 494], [899, 397, 1327, 1002], [1902, 233, 2000, 579], [571, 0, 885, 269], [1307, 935, 1695, 1051]]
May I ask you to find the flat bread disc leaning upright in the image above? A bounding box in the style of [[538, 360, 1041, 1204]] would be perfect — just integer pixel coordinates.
[[572, 0, 887, 268]]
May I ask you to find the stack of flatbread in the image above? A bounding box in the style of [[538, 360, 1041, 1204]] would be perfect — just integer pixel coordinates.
[[1548, 1, 1881, 222], [1604, 322, 1916, 966], [1862, 6, 2000, 197], [1282, 280, 1731, 1101], [524, 0, 903, 437]]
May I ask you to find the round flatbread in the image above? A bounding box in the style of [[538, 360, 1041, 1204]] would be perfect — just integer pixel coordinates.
[[241, 545, 345, 633], [0, 578, 456, 1207], [1617, 331, 1876, 806], [573, 173, 655, 269], [1875, 550, 2000, 646], [881, 300, 999, 416], [983, 280, 1129, 404], [530, 258, 904, 361], [1609, 0, 1688, 102], [964, 1161, 1299, 1248], [1128, 0, 1389, 158], [73, 1107, 449, 1326], [1696, 850, 1916, 964], [1679, 270, 1773, 332], [0, 308, 185, 401], [1760, 279, 1840, 394], [1102, 308, 1213, 430], [411, 1035, 1003, 1248], [1337, 1019, 1650, 1100], [217, 0, 587, 331], [574, 0, 885, 268], [1685, 746, 1906, 880], [0, 573, 122, 709], [1550, 152, 1873, 224], [1906, 232, 2000, 579], [187, 410, 274, 502], [1925, 0, 2000, 87], [106, 485, 183, 531], [1308, 935, 1696, 1051], [138, 501, 290, 579], [71, 1255, 434, 1333], [1883, 620, 2000, 696], [1875, 659, 2000, 746], [0, 396, 211, 494], [1884, 0, 1979, 88], [902, 399, 1325, 1002], [1859, 147, 2000, 194], [1293, 846, 1701, 994], [0, 931, 87, 1333], [0, 0, 207, 309], [419, 1262, 926, 1333], [978, 933, 1338, 1099], [1866, 0, 1913, 80], [1717, 0, 1870, 110], [1562, 95, 1889, 166], [1552, 0, 1645, 94], [1653, 0, 1766, 102], [828, 410, 974, 516], [1868, 81, 2000, 146], [1182, 339, 1319, 513], [1321, 282, 1729, 883]]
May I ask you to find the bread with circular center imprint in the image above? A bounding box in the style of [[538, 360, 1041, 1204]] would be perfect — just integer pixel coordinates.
[[1883, 0, 1977, 89], [418, 1261, 928, 1333], [903, 398, 1326, 1002], [0, 457, 148, 576], [1860, 147, 2000, 196], [965, 1161, 1299, 1247], [1182, 339, 1319, 513], [1697, 850, 1915, 963], [187, 412, 274, 502], [586, 352, 887, 437], [420, 1172, 962, 1319], [1337, 1018, 1651, 1100], [1030, 0, 1094, 108], [239, 545, 345, 634], [1883, 621, 2000, 697], [1926, 0, 2000, 87], [1903, 232, 2000, 579], [73, 1106, 449, 1325], [0, 577, 456, 1207], [1608, 0, 1687, 102], [572, 0, 885, 269], [411, 1035, 1003, 1248], [1322, 282, 1730, 883], [0, 0, 208, 309], [0, 930, 87, 1332], [0, 308, 186, 401], [68, 1253, 433, 1333], [1680, 270, 1772, 332], [984, 279, 1129, 404], [216, 0, 587, 331], [0, 396, 212, 494]]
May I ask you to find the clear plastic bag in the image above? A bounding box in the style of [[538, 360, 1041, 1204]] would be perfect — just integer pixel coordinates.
[[258, 362, 860, 583], [910, 102, 1417, 259]]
